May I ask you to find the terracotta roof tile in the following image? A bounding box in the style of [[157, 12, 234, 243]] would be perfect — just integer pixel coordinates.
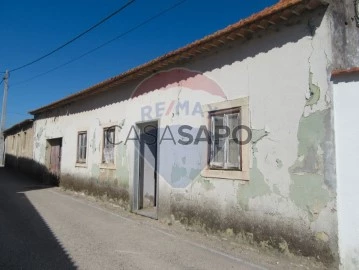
[[332, 67, 359, 77]]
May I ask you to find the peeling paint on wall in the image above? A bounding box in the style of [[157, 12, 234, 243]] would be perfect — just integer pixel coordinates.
[[91, 130, 96, 154], [237, 129, 271, 210], [171, 163, 187, 186], [91, 164, 100, 179], [116, 144, 130, 188], [251, 129, 269, 144], [289, 109, 333, 220], [290, 174, 330, 221], [238, 155, 271, 210], [306, 72, 321, 107], [27, 9, 339, 264], [290, 110, 328, 175]]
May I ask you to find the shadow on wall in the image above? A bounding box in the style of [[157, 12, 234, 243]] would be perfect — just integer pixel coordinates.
[[36, 7, 327, 120], [5, 154, 59, 186], [5, 155, 130, 209], [0, 167, 76, 268]]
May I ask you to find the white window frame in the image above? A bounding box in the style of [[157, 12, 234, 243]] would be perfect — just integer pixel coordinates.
[[77, 131, 87, 164], [202, 97, 250, 181], [102, 127, 115, 164], [210, 109, 241, 170]]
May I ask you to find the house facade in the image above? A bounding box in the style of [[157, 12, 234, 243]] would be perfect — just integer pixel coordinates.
[[4, 119, 34, 172], [7, 0, 359, 268]]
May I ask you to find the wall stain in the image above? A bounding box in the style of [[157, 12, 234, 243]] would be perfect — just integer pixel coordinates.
[[289, 109, 333, 220], [290, 174, 330, 221], [306, 72, 321, 107], [237, 129, 271, 210], [276, 159, 283, 169], [251, 129, 269, 144], [171, 163, 187, 186], [197, 177, 215, 191], [238, 155, 271, 210], [91, 130, 96, 154], [291, 110, 328, 174], [91, 164, 100, 179], [116, 144, 130, 188], [189, 168, 201, 181]]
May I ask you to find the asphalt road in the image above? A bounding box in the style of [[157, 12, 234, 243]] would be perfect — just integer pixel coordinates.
[[0, 168, 269, 270]]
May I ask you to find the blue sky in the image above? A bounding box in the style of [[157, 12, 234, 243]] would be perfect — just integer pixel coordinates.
[[0, 0, 277, 127]]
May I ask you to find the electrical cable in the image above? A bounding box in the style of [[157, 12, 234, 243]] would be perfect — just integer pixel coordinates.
[[12, 0, 187, 87], [9, 0, 135, 73]]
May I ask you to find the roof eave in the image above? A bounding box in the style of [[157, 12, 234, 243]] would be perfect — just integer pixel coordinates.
[[3, 119, 33, 136]]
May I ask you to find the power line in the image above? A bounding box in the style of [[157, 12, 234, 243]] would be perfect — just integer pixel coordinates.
[[9, 0, 135, 73], [12, 0, 187, 87]]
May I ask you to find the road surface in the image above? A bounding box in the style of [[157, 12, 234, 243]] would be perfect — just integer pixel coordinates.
[[0, 168, 301, 269]]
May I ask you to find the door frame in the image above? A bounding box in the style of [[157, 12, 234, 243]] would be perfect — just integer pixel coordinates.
[[46, 137, 63, 176], [133, 120, 159, 219]]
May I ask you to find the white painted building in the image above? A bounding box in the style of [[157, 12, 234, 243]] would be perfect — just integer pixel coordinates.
[[333, 69, 359, 270], [8, 0, 359, 268]]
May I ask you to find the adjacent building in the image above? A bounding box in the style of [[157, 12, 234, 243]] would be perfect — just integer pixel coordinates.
[[4, 0, 359, 268], [4, 119, 34, 172]]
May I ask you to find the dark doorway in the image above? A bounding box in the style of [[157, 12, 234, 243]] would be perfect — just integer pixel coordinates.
[[135, 121, 158, 219], [47, 138, 62, 177]]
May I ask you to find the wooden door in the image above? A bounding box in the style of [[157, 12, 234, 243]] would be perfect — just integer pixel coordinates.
[[48, 139, 62, 176]]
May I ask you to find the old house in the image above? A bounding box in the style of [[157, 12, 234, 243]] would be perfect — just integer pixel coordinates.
[[4, 119, 34, 172], [6, 0, 359, 268]]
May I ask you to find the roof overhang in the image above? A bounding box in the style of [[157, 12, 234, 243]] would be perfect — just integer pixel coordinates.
[[3, 119, 33, 136]]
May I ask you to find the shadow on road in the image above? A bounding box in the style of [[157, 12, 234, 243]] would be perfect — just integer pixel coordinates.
[[0, 167, 77, 269]]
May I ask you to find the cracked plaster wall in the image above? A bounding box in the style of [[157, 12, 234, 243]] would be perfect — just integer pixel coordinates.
[[31, 9, 338, 262]]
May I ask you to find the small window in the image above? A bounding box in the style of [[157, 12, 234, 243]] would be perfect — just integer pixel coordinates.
[[23, 132, 27, 150], [102, 127, 115, 164], [77, 132, 87, 163], [210, 108, 241, 170]]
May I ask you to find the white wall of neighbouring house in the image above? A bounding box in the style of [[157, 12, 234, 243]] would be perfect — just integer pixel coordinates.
[[333, 76, 359, 270], [32, 10, 339, 262]]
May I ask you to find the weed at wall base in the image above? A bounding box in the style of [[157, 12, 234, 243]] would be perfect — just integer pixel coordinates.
[[60, 174, 129, 208]]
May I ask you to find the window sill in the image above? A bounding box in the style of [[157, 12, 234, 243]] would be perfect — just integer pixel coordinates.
[[99, 164, 116, 170], [75, 163, 87, 168], [201, 168, 249, 180]]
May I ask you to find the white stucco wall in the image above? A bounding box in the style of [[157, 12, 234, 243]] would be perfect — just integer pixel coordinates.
[[32, 11, 338, 261], [334, 76, 359, 270]]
